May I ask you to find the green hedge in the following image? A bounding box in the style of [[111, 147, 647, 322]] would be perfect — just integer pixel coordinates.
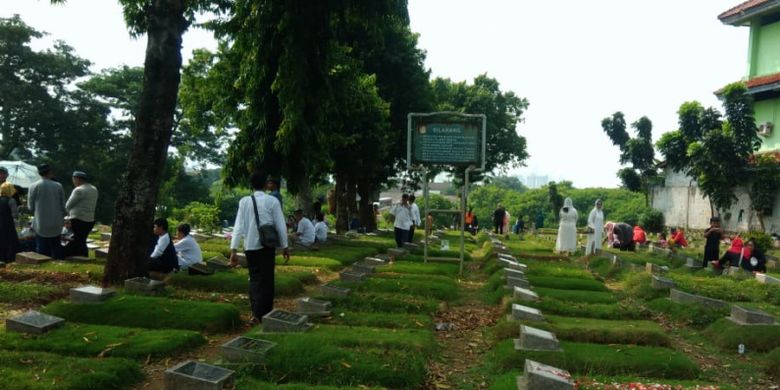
[[167, 270, 316, 296], [0, 350, 143, 389], [488, 339, 699, 379], [43, 295, 240, 332], [703, 318, 780, 352], [0, 323, 204, 358]]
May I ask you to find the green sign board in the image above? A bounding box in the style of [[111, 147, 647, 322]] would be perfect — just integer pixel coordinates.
[[411, 122, 481, 166]]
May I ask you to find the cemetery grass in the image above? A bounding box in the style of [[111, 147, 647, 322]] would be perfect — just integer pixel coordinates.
[[0, 280, 61, 304], [492, 315, 670, 346], [486, 339, 699, 379], [314, 291, 441, 314], [703, 318, 780, 352], [0, 323, 205, 358], [331, 276, 459, 301], [513, 296, 649, 320], [42, 294, 241, 332], [320, 310, 433, 329], [524, 275, 609, 292], [485, 371, 735, 390], [664, 272, 780, 304], [233, 379, 382, 390], [647, 298, 730, 329], [534, 287, 617, 304], [0, 350, 143, 390], [376, 261, 459, 276], [767, 347, 780, 376], [167, 269, 317, 296]]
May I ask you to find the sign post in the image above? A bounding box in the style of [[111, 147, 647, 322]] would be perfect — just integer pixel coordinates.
[[408, 112, 486, 275]]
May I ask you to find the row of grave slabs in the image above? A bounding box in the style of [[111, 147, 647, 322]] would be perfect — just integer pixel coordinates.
[[498, 234, 780, 389]]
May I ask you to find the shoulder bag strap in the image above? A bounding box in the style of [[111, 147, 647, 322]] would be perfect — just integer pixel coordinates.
[[250, 194, 263, 239]]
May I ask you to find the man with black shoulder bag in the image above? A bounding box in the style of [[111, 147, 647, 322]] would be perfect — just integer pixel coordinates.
[[229, 172, 290, 324]]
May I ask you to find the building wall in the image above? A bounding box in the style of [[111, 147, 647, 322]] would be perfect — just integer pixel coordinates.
[[753, 97, 780, 151], [651, 169, 780, 232], [750, 18, 780, 77]]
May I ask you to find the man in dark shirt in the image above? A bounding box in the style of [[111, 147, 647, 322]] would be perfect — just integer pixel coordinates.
[[493, 204, 506, 234]]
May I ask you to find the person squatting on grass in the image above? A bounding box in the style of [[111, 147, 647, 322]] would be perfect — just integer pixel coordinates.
[[147, 218, 178, 275], [229, 172, 290, 324], [390, 194, 413, 248], [174, 223, 202, 270]]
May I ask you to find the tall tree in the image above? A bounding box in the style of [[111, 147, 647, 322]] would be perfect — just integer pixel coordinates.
[[601, 112, 657, 204], [657, 83, 760, 216], [748, 154, 780, 230], [50, 0, 230, 284], [547, 181, 563, 222]]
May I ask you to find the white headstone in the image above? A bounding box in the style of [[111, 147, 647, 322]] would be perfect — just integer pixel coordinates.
[[511, 303, 544, 322], [517, 359, 574, 390], [515, 325, 561, 351], [729, 305, 776, 325], [513, 287, 539, 301]]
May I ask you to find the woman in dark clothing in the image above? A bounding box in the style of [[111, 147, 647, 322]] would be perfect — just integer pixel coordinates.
[[0, 182, 19, 262], [702, 217, 723, 268]]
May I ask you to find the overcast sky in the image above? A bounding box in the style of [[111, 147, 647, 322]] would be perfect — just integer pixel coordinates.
[[3, 0, 749, 188]]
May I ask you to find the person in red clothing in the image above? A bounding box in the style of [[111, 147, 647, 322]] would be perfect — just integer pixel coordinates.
[[713, 234, 744, 269], [669, 227, 688, 248], [633, 225, 647, 245]]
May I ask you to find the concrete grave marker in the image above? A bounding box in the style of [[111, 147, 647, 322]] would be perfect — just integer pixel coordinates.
[[94, 248, 109, 259], [651, 275, 676, 290], [729, 305, 776, 325], [15, 251, 52, 265], [6, 310, 64, 334], [387, 248, 407, 258], [165, 360, 235, 390], [340, 270, 368, 283], [206, 256, 230, 272], [220, 336, 276, 363], [86, 243, 100, 250], [725, 266, 750, 278], [262, 309, 312, 333], [670, 289, 728, 310], [64, 256, 94, 263], [351, 262, 376, 274], [756, 273, 780, 285], [684, 257, 702, 270], [320, 283, 351, 297], [517, 359, 574, 390], [295, 297, 332, 317], [515, 325, 561, 351], [363, 256, 387, 266], [506, 276, 530, 289], [124, 277, 165, 295], [645, 262, 664, 274], [100, 232, 111, 241], [70, 285, 116, 304], [192, 233, 210, 243], [514, 286, 539, 301], [497, 253, 517, 261], [499, 259, 528, 271], [188, 262, 214, 275], [374, 253, 391, 262], [511, 303, 545, 322], [403, 242, 420, 251], [504, 267, 526, 280]]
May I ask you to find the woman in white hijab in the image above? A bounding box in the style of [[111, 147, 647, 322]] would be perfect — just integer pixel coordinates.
[[555, 197, 578, 254], [586, 199, 605, 255]]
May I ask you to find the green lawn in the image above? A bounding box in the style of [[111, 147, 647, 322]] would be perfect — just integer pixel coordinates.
[[493, 315, 669, 346], [42, 294, 240, 332], [167, 269, 316, 296]]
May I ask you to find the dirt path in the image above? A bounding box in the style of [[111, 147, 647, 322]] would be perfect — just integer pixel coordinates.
[[425, 277, 504, 390]]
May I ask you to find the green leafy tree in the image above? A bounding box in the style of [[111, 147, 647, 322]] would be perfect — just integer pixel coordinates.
[[547, 182, 564, 222], [748, 155, 780, 231], [487, 176, 528, 193], [657, 83, 759, 216], [601, 112, 657, 203]]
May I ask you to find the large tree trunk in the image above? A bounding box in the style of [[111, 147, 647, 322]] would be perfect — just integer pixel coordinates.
[[335, 173, 348, 234], [357, 178, 376, 232], [103, 0, 186, 285], [345, 174, 358, 222], [295, 174, 313, 217]]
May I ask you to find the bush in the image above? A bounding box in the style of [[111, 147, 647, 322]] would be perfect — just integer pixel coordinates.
[[745, 230, 774, 252], [640, 209, 665, 234], [173, 201, 221, 233], [703, 318, 780, 352]]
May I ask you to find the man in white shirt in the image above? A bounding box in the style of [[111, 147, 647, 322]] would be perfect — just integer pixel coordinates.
[[148, 218, 178, 274], [292, 209, 315, 247], [174, 223, 202, 269], [408, 194, 421, 243], [314, 211, 328, 243], [64, 170, 98, 258], [390, 194, 413, 248], [229, 172, 290, 323]]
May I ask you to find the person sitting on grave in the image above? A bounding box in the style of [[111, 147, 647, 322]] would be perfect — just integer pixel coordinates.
[[713, 234, 744, 269], [633, 225, 647, 245], [60, 217, 74, 246], [173, 223, 202, 270], [715, 238, 766, 272], [291, 209, 315, 247], [313, 211, 328, 244], [669, 227, 688, 248], [656, 232, 668, 248], [147, 218, 178, 275]]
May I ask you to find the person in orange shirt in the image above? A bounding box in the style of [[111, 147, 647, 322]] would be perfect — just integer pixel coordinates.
[[633, 225, 647, 245], [465, 207, 475, 234]]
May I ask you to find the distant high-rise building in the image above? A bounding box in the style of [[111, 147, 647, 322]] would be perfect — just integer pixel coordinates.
[[519, 174, 550, 189]]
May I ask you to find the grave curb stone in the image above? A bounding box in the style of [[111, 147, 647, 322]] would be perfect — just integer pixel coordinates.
[[295, 297, 332, 317], [503, 268, 526, 280], [351, 262, 376, 274], [320, 283, 351, 298], [94, 248, 109, 260], [15, 251, 52, 265], [205, 256, 230, 272], [124, 277, 166, 295], [340, 270, 368, 283], [70, 285, 117, 304], [100, 232, 111, 241], [516, 359, 574, 390], [64, 256, 94, 263], [403, 242, 420, 251], [670, 288, 729, 310], [506, 276, 531, 289], [363, 257, 388, 266], [515, 324, 561, 351], [5, 310, 65, 334], [164, 360, 235, 390], [728, 305, 777, 325], [510, 303, 545, 322], [387, 248, 407, 258], [220, 336, 276, 363], [645, 262, 663, 274], [684, 257, 702, 270], [756, 273, 780, 285], [262, 309, 312, 333], [651, 274, 676, 290], [513, 286, 539, 302]]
